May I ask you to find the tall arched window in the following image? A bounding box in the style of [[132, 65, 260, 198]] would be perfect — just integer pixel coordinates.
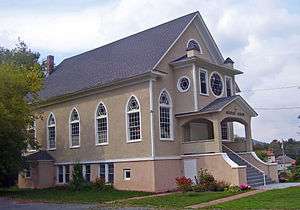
[[95, 102, 108, 145], [159, 90, 173, 140], [69, 108, 80, 148], [47, 113, 56, 150], [126, 96, 141, 142]]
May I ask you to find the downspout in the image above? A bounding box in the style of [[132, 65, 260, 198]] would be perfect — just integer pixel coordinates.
[[149, 79, 155, 158]]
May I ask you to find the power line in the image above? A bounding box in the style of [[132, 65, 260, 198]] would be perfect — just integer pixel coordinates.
[[254, 106, 300, 110], [241, 85, 300, 92]]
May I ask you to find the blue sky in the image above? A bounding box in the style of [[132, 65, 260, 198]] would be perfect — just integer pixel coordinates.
[[0, 0, 299, 142]]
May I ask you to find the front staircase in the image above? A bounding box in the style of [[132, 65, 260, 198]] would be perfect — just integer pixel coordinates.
[[223, 145, 273, 187]]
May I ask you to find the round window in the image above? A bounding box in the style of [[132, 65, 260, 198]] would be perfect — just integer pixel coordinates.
[[177, 76, 190, 92], [210, 72, 223, 96]]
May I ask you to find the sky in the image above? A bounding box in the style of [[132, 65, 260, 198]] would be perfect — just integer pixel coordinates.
[[0, 0, 299, 142]]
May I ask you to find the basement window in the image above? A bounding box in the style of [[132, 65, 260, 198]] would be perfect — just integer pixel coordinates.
[[123, 169, 131, 180]]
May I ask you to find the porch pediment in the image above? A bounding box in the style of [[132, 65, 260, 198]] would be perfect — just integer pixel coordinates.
[[175, 95, 258, 118]]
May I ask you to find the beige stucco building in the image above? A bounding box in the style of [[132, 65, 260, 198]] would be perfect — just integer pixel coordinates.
[[18, 12, 278, 192]]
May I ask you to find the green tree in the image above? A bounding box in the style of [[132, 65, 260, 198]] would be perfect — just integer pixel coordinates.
[[70, 163, 85, 191], [0, 40, 43, 187]]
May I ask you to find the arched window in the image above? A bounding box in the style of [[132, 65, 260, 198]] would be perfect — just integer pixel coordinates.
[[95, 102, 108, 145], [69, 108, 80, 148], [187, 39, 202, 53], [47, 113, 56, 150], [159, 90, 173, 140], [126, 96, 141, 142]]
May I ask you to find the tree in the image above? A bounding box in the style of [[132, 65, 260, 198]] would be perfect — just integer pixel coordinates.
[[0, 40, 43, 187]]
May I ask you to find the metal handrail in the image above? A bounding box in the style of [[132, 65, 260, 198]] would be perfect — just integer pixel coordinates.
[[222, 144, 266, 186]]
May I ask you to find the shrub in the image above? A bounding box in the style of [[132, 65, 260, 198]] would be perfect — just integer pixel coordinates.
[[92, 177, 106, 190], [239, 183, 251, 191], [175, 176, 193, 192], [215, 181, 230, 191], [224, 185, 241, 193], [192, 184, 207, 192], [197, 169, 215, 185], [69, 163, 86, 191]]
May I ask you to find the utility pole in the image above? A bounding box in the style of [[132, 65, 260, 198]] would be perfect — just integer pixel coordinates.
[[281, 139, 286, 172]]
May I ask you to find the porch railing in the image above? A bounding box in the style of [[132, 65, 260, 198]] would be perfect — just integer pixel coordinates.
[[223, 144, 266, 186]]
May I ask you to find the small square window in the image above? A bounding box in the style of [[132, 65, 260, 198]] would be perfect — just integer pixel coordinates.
[[24, 169, 31, 178], [123, 169, 131, 180]]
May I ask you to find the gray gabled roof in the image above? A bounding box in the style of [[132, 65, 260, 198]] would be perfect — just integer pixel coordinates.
[[39, 12, 198, 101], [276, 155, 296, 164], [176, 95, 258, 117], [25, 150, 55, 162]]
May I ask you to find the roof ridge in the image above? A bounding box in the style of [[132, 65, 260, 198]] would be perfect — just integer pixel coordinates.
[[60, 11, 199, 63]]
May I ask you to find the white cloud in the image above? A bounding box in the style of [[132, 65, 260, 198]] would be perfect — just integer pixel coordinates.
[[0, 0, 299, 142]]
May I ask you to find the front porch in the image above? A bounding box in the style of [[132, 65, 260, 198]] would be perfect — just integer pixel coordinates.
[[176, 96, 278, 187]]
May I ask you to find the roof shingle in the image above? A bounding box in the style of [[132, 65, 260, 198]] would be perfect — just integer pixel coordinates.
[[40, 12, 198, 100]]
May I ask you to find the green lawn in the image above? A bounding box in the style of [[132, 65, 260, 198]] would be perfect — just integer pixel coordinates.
[[0, 187, 150, 204], [118, 191, 239, 209], [212, 187, 300, 209]]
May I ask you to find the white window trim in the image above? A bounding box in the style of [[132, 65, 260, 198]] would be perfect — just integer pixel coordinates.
[[24, 168, 31, 178], [177, 76, 191, 93], [123, 169, 131, 180], [69, 107, 81, 149], [186, 39, 202, 54], [125, 95, 142, 143], [225, 75, 233, 97], [47, 112, 56, 151], [209, 71, 224, 98], [82, 164, 91, 181], [57, 165, 66, 184], [159, 89, 174, 141], [98, 163, 111, 183], [199, 68, 209, 96], [95, 102, 109, 146]]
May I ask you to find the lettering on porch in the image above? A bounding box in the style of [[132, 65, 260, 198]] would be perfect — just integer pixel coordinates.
[[225, 110, 245, 116]]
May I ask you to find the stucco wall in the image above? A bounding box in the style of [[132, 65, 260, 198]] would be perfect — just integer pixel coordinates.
[[183, 154, 247, 186], [154, 159, 183, 192], [114, 161, 155, 192], [35, 81, 151, 162]]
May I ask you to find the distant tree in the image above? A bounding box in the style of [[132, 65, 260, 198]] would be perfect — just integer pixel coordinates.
[[269, 140, 282, 157], [255, 150, 268, 162], [0, 40, 43, 187]]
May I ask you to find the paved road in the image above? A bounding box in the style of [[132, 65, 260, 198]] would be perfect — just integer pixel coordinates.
[[0, 197, 153, 210]]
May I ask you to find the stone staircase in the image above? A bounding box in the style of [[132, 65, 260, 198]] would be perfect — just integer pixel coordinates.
[[223, 145, 273, 188]]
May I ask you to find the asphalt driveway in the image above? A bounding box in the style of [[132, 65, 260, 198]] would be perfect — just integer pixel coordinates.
[[0, 197, 153, 210]]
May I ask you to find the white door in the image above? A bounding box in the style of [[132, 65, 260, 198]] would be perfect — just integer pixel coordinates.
[[184, 159, 197, 182]]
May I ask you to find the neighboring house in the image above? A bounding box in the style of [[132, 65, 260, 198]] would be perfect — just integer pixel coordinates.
[[276, 155, 296, 171], [267, 148, 276, 163], [18, 11, 278, 192]]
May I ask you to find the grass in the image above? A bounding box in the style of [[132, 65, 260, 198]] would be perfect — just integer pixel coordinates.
[[0, 187, 151, 204], [212, 186, 300, 209], [118, 191, 239, 209]]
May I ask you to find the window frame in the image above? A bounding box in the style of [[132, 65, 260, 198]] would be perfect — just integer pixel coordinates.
[[186, 39, 202, 53], [57, 165, 70, 184], [177, 76, 191, 93], [99, 163, 114, 183], [199, 68, 209, 96], [82, 164, 91, 182], [209, 71, 224, 98], [225, 76, 233, 97], [125, 96, 142, 143], [159, 90, 174, 141], [47, 113, 56, 151], [123, 169, 131, 181], [69, 107, 80, 148], [95, 102, 109, 146]]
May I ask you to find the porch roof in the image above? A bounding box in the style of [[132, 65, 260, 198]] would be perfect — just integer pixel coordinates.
[[24, 150, 55, 162], [175, 95, 258, 117]]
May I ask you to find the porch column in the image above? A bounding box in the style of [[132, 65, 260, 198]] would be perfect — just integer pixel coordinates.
[[212, 120, 222, 152], [245, 122, 253, 151]]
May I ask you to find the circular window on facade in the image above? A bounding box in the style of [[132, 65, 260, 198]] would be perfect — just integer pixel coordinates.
[[210, 72, 223, 96], [177, 76, 190, 92]]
